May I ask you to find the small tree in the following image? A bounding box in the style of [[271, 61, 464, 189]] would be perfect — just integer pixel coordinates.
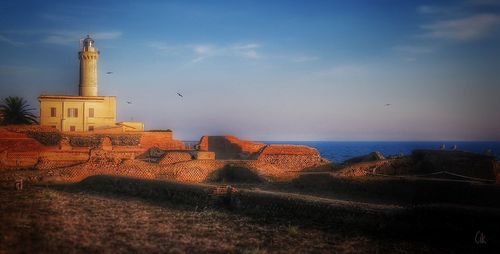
[[0, 96, 38, 125]]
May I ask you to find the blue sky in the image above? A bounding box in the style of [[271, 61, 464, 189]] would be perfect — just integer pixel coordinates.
[[0, 0, 499, 141]]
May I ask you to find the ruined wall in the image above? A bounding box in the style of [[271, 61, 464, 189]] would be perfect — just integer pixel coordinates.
[[0, 128, 46, 169], [0, 126, 186, 170], [0, 151, 39, 168], [159, 151, 193, 165], [36, 150, 90, 170], [155, 159, 307, 183], [140, 132, 185, 150], [194, 151, 216, 160], [198, 135, 265, 159], [255, 145, 329, 172]]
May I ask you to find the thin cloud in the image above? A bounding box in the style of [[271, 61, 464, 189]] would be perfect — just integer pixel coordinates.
[[232, 43, 259, 50], [231, 43, 262, 59], [40, 13, 71, 22], [317, 65, 365, 78], [417, 5, 452, 15], [240, 50, 260, 59], [93, 32, 122, 40], [0, 34, 25, 46], [420, 14, 500, 41], [0, 65, 40, 76], [291, 55, 319, 63], [191, 56, 205, 63], [190, 43, 262, 62], [42, 31, 122, 45], [466, 0, 500, 6], [393, 45, 433, 62], [148, 42, 175, 53], [147, 41, 263, 63], [189, 44, 217, 63], [393, 45, 433, 54], [193, 45, 215, 55]]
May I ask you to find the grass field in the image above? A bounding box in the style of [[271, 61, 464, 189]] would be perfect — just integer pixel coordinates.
[[0, 185, 444, 254], [1, 169, 499, 253]]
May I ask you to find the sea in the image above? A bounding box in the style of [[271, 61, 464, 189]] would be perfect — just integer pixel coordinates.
[[264, 141, 500, 163]]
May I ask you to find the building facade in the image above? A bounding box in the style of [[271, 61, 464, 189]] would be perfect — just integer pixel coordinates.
[[39, 35, 120, 132], [39, 95, 116, 132]]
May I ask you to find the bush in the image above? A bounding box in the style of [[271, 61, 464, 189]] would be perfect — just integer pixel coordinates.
[[27, 131, 62, 146], [67, 134, 142, 147], [148, 129, 172, 132], [110, 134, 141, 146], [69, 136, 101, 147]]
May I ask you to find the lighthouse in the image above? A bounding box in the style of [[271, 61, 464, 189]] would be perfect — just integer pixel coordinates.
[[38, 35, 144, 132], [79, 35, 99, 96]]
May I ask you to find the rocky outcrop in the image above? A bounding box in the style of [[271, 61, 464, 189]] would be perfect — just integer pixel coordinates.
[[335, 149, 498, 181], [343, 151, 385, 164], [411, 150, 497, 180], [333, 157, 414, 177]]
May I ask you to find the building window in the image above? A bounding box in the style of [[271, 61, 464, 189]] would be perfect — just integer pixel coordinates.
[[68, 108, 78, 118], [88, 126, 94, 131], [50, 107, 56, 117], [88, 108, 94, 118], [70, 126, 76, 132]]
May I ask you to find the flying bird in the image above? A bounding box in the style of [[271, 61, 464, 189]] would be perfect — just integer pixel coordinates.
[[106, 72, 113, 74], [177, 92, 183, 98], [384, 104, 391, 106], [126, 101, 132, 104]]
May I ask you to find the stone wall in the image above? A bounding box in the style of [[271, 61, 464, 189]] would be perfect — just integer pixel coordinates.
[[194, 151, 216, 160], [255, 145, 330, 172], [159, 151, 193, 165], [0, 126, 186, 172], [36, 150, 90, 170], [0, 128, 47, 153], [140, 132, 184, 150], [0, 151, 39, 169], [198, 135, 265, 159], [0, 128, 46, 169]]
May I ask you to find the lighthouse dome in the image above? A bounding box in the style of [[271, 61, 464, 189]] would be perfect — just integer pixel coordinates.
[[83, 35, 94, 48]]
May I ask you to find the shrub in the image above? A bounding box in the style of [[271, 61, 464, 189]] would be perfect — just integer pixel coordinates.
[[69, 136, 101, 147], [148, 129, 172, 132], [110, 134, 141, 146], [27, 131, 62, 146], [66, 134, 142, 147]]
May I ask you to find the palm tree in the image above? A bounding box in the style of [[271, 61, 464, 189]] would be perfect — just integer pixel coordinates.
[[0, 96, 38, 125]]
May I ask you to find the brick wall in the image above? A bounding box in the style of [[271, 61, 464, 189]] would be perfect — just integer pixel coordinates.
[[159, 151, 193, 165], [194, 151, 216, 160], [140, 132, 185, 150], [197, 135, 265, 159], [255, 145, 329, 172], [37, 150, 90, 170]]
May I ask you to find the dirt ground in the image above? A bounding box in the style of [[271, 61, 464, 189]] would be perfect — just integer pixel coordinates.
[[0, 184, 445, 254]]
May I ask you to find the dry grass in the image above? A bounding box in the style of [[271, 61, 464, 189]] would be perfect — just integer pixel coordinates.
[[0, 185, 442, 254]]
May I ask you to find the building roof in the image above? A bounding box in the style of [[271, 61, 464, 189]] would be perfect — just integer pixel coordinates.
[[38, 95, 116, 101]]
